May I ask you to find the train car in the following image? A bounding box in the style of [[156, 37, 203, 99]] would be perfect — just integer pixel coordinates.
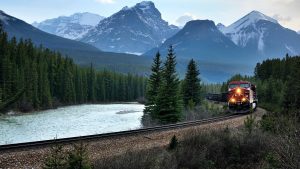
[[228, 81, 257, 113]]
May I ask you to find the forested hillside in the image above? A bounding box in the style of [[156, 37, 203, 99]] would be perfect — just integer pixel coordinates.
[[0, 27, 147, 112], [221, 54, 300, 112], [255, 55, 300, 112]]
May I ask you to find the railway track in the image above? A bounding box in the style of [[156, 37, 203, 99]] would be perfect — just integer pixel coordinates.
[[0, 114, 243, 151]]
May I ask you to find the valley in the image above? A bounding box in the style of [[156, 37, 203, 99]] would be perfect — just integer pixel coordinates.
[[0, 1, 300, 168]]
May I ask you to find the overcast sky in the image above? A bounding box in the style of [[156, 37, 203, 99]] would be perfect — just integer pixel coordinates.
[[1, 0, 299, 31]]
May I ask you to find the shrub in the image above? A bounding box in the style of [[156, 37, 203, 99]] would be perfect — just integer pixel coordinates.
[[43, 142, 91, 169], [264, 152, 280, 169], [43, 143, 67, 169], [174, 130, 269, 169], [244, 115, 255, 134], [168, 135, 178, 150], [187, 99, 196, 111], [94, 148, 175, 169], [67, 143, 91, 169], [260, 114, 277, 133]]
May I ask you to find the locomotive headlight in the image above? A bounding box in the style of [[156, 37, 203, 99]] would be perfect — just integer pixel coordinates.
[[236, 88, 241, 94], [242, 97, 246, 102], [230, 98, 236, 102]]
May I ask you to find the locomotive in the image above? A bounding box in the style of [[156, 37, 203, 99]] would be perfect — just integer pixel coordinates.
[[227, 81, 257, 113]]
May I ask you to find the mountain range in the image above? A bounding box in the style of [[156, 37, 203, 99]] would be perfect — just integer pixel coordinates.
[[0, 10, 151, 75], [80, 1, 179, 55], [2, 1, 300, 82], [32, 12, 104, 40], [145, 20, 253, 82], [144, 10, 300, 81]]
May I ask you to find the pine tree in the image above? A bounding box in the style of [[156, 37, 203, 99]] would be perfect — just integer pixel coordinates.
[[74, 67, 83, 103], [43, 143, 67, 169], [67, 143, 91, 169], [155, 46, 182, 123], [38, 60, 52, 108], [63, 64, 75, 104], [168, 135, 178, 150], [30, 60, 40, 108], [87, 63, 96, 102], [182, 59, 201, 107], [144, 52, 162, 116]]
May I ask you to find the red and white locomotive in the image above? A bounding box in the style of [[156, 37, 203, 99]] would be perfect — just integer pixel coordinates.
[[228, 81, 257, 113]]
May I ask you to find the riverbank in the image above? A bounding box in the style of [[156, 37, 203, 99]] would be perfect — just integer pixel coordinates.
[[1, 101, 143, 115]]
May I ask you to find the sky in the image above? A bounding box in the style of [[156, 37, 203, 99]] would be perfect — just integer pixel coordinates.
[[1, 0, 300, 31]]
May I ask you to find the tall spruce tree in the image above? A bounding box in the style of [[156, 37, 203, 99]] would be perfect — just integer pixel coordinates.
[[155, 46, 182, 123], [144, 52, 162, 116], [182, 59, 201, 107], [87, 63, 96, 102]]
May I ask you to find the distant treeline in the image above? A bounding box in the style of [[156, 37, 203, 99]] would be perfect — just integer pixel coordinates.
[[221, 54, 300, 112], [0, 27, 147, 112]]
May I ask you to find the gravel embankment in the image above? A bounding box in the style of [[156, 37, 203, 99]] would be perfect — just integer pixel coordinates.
[[0, 108, 266, 169]]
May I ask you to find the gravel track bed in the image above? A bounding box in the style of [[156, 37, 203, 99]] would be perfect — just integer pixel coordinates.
[[0, 108, 266, 169]]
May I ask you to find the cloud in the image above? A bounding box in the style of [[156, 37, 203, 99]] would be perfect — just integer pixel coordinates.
[[175, 13, 198, 27], [273, 14, 291, 22], [94, 0, 115, 4]]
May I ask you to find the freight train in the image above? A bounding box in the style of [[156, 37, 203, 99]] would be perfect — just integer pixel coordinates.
[[227, 81, 257, 113]]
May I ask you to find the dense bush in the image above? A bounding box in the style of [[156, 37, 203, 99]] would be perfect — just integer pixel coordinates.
[[95, 113, 300, 169], [94, 148, 174, 169], [260, 112, 300, 169], [94, 129, 270, 169]]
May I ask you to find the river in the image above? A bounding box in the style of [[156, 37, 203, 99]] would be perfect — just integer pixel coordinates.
[[0, 103, 144, 145]]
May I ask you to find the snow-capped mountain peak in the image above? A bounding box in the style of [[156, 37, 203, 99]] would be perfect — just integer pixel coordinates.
[[32, 12, 104, 40], [80, 1, 179, 54], [135, 1, 155, 11], [70, 12, 105, 26], [219, 10, 280, 50], [137, 1, 154, 6], [120, 1, 155, 12], [246, 10, 277, 24], [34, 12, 104, 27], [222, 10, 278, 34], [219, 10, 300, 58], [120, 1, 161, 21]]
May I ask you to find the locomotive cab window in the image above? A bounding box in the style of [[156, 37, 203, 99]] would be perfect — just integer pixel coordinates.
[[229, 84, 239, 89], [240, 83, 250, 88]]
